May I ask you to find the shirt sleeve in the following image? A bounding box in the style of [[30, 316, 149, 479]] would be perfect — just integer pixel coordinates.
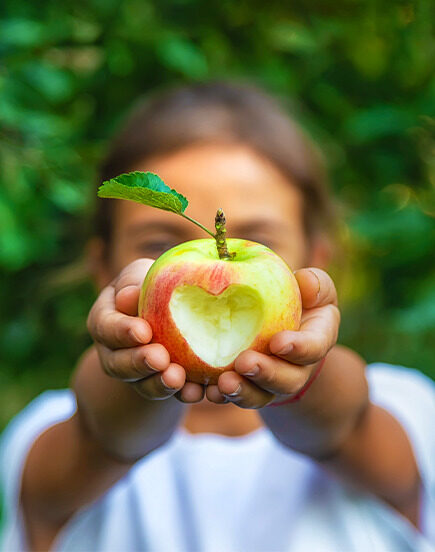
[[367, 363, 435, 538], [0, 390, 76, 551]]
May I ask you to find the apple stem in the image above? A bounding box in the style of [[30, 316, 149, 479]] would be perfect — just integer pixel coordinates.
[[215, 208, 236, 260], [179, 209, 235, 260], [179, 213, 216, 239]]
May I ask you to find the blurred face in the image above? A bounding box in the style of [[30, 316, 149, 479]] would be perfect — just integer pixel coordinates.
[[97, 143, 312, 283]]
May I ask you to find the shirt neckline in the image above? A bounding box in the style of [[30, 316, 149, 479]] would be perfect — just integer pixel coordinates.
[[176, 425, 268, 446]]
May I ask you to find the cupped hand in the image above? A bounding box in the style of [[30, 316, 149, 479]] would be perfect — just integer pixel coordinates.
[[87, 259, 205, 403], [206, 268, 340, 408]]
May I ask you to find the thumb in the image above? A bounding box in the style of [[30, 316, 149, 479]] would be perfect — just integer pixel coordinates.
[[294, 268, 338, 309], [113, 258, 154, 316]]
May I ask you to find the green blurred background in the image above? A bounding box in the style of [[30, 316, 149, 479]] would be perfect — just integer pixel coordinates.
[[0, 0, 434, 433]]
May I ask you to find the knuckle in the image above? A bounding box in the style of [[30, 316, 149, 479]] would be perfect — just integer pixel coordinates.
[[294, 339, 310, 359], [114, 319, 130, 345], [94, 318, 106, 343], [130, 348, 147, 379]]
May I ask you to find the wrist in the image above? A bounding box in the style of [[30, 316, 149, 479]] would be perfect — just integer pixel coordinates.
[[268, 356, 326, 408], [260, 346, 369, 456], [72, 347, 183, 463]]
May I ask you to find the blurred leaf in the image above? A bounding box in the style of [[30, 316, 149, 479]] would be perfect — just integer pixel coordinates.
[[47, 180, 88, 213], [394, 285, 435, 333], [348, 35, 389, 79], [107, 41, 135, 76], [20, 62, 75, 103], [345, 106, 416, 143], [156, 36, 208, 79], [0, 316, 39, 361], [0, 197, 31, 269], [0, 19, 45, 48], [269, 22, 318, 54]]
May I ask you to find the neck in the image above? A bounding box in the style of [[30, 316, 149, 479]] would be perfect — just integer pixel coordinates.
[[182, 401, 263, 437]]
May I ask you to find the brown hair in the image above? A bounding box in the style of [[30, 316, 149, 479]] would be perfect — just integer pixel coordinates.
[[96, 80, 334, 246]]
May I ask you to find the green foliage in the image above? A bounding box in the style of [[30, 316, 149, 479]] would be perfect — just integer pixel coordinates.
[[98, 171, 188, 213], [0, 1, 434, 432]]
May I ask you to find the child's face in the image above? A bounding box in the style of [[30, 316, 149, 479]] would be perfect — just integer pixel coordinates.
[[96, 143, 322, 284]]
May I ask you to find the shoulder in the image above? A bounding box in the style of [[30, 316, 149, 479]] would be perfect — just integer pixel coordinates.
[[0, 390, 76, 550], [1, 390, 76, 503], [367, 362, 435, 490], [328, 346, 434, 413], [366, 362, 435, 446], [367, 362, 435, 410], [1, 390, 76, 451]]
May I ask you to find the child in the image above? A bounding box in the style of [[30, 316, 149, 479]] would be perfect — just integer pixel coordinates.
[[1, 82, 434, 552]]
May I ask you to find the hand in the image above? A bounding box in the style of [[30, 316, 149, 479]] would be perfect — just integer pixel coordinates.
[[87, 259, 205, 403], [206, 268, 340, 408]]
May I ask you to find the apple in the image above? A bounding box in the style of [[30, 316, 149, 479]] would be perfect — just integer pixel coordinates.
[[97, 173, 302, 384], [139, 238, 302, 384]]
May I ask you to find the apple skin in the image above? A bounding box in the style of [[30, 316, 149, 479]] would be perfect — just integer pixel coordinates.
[[139, 238, 302, 385]]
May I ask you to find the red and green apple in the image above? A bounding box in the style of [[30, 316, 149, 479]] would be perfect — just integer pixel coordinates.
[[139, 237, 301, 384]]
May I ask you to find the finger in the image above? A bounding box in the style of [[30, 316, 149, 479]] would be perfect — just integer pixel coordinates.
[[132, 363, 186, 400], [97, 342, 170, 381], [269, 304, 340, 364], [88, 286, 152, 349], [113, 258, 154, 316], [218, 371, 274, 409], [234, 350, 310, 395], [115, 286, 141, 316], [206, 385, 229, 404], [294, 268, 338, 309], [175, 382, 206, 404]]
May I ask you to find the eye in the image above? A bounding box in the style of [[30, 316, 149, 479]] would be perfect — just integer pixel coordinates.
[[244, 235, 276, 249], [136, 239, 177, 257]]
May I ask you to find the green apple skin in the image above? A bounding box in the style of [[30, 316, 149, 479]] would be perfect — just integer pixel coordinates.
[[139, 238, 302, 385]]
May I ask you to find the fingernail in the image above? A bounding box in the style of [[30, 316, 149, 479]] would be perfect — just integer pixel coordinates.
[[117, 285, 139, 297], [243, 365, 259, 377], [308, 269, 321, 301], [277, 344, 293, 356], [144, 359, 159, 372], [224, 384, 241, 397], [129, 328, 146, 343], [161, 377, 176, 390]]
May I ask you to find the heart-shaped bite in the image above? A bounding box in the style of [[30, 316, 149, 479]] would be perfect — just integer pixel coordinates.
[[169, 285, 264, 367]]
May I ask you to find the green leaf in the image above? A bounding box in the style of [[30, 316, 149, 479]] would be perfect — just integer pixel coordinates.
[[97, 171, 188, 214]]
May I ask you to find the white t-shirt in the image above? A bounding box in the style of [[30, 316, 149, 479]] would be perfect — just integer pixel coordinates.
[[1, 363, 434, 552]]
